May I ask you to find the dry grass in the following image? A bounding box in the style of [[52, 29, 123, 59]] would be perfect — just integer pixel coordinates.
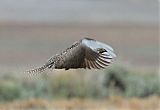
[[0, 96, 159, 110]]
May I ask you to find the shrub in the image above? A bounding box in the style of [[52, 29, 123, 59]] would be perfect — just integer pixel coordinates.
[[0, 81, 21, 101], [48, 72, 105, 99], [20, 75, 51, 99], [103, 65, 160, 97], [0, 65, 159, 102]]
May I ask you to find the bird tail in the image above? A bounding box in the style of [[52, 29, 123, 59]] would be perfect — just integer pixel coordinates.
[[26, 56, 56, 76], [26, 64, 49, 75]]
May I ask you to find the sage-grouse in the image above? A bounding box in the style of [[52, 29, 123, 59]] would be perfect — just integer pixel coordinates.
[[28, 37, 116, 73]]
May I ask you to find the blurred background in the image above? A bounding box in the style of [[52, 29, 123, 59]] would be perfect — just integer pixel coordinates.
[[0, 0, 159, 110]]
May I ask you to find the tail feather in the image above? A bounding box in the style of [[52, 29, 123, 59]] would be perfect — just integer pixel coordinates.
[[26, 56, 56, 75], [26, 64, 48, 75]]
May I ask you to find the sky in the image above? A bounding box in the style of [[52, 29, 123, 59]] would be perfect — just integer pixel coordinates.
[[0, 0, 158, 24]]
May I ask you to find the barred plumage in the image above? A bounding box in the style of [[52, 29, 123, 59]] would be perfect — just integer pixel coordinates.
[[27, 37, 116, 74]]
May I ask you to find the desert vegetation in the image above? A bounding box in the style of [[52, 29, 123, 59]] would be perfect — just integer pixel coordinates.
[[0, 0, 158, 109], [0, 65, 159, 109]]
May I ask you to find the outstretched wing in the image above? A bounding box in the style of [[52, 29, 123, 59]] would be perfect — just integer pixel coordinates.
[[82, 38, 116, 69], [27, 37, 116, 74]]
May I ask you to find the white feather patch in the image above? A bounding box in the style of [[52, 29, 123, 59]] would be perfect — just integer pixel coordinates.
[[99, 56, 111, 63], [95, 60, 106, 68], [82, 39, 116, 58]]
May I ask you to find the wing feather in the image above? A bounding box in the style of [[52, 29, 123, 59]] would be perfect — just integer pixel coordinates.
[[88, 54, 101, 69], [27, 37, 116, 73], [86, 60, 91, 69], [88, 55, 99, 69], [81, 38, 116, 69]]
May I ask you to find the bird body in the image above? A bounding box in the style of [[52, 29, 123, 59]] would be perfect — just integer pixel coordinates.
[[28, 37, 116, 73]]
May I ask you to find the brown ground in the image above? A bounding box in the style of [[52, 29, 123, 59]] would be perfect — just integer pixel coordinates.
[[0, 96, 159, 110]]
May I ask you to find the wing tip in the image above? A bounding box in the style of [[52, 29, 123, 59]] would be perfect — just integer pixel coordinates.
[[82, 37, 95, 41]]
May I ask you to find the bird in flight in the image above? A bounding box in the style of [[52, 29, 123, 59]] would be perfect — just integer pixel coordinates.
[[28, 37, 116, 73]]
